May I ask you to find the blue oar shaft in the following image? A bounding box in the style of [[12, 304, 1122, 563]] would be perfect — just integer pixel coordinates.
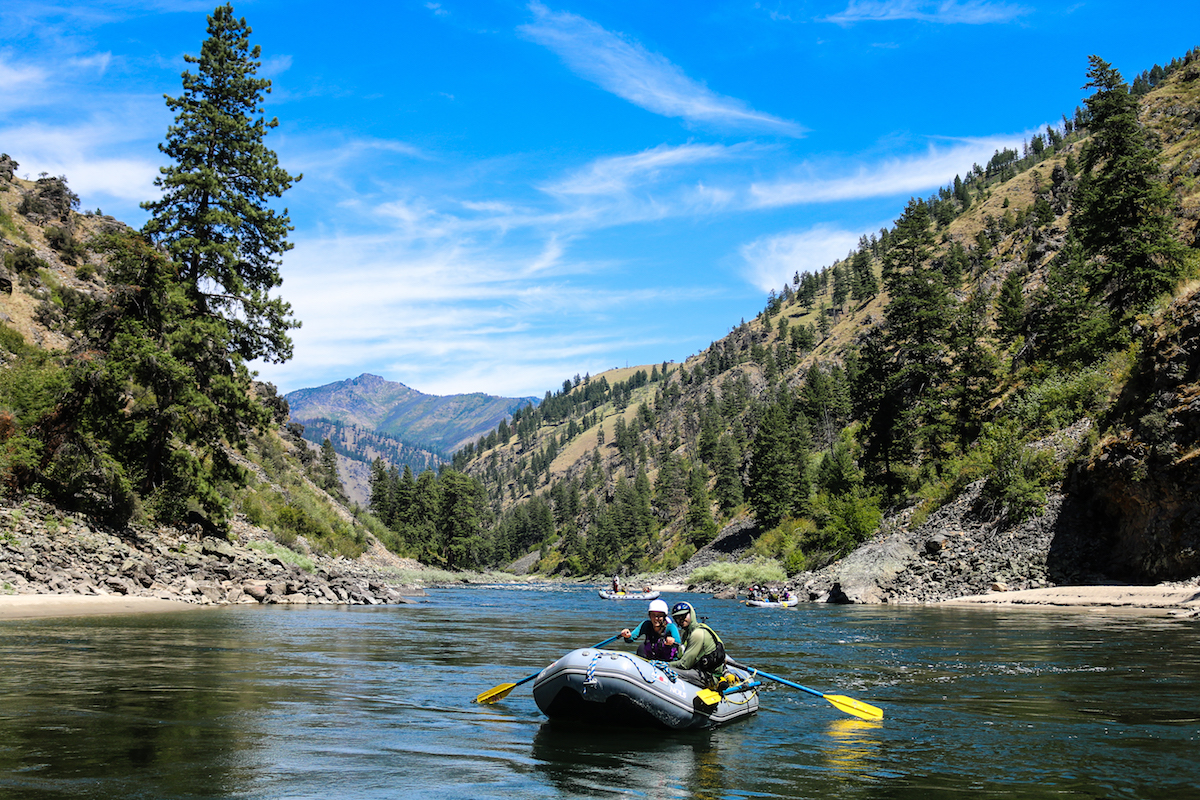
[[727, 657, 823, 698], [750, 667, 823, 699]]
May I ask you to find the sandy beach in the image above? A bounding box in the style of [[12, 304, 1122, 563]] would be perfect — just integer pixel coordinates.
[[0, 594, 200, 621], [944, 583, 1200, 614]]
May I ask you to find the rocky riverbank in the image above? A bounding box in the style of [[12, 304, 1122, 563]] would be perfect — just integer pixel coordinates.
[[1, 499, 427, 610], [661, 463, 1200, 615]]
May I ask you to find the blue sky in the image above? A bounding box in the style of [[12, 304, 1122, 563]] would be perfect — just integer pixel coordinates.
[[2, 1, 1196, 398]]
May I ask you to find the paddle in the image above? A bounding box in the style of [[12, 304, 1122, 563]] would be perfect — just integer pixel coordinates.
[[725, 657, 883, 721], [474, 634, 623, 704]]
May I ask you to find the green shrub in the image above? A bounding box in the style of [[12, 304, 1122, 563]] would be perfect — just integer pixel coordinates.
[[0, 208, 22, 239], [687, 557, 786, 587], [1010, 366, 1114, 434], [820, 490, 883, 552], [45, 226, 86, 264], [978, 420, 1058, 523], [4, 246, 46, 274], [660, 541, 695, 571], [783, 548, 807, 574], [0, 325, 28, 356], [248, 540, 314, 571]]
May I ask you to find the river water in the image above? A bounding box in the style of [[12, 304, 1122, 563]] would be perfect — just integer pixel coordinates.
[[1, 585, 1198, 799]]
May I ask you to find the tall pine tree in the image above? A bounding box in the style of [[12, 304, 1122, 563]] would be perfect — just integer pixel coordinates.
[[142, 4, 301, 365], [1073, 55, 1186, 315]]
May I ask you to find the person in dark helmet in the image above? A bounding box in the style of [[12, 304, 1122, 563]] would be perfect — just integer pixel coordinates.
[[666, 601, 726, 687], [619, 599, 680, 660]]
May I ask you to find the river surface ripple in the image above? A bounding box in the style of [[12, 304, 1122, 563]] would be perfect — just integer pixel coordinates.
[[2, 585, 1198, 799]]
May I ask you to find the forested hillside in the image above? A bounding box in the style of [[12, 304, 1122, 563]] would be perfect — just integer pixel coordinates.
[[0, 9, 391, 563], [4, 35, 1198, 588], [364, 49, 1200, 581]]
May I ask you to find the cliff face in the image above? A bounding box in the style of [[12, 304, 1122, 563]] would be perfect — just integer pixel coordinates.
[[1072, 286, 1200, 581]]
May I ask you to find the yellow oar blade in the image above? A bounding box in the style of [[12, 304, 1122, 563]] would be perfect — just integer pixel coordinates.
[[824, 694, 883, 721], [474, 682, 517, 704]]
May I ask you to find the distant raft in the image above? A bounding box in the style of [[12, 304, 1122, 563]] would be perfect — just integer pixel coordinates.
[[532, 647, 760, 730], [598, 589, 660, 600], [745, 596, 799, 608]]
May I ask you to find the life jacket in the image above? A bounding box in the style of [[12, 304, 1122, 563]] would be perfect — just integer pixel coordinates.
[[638, 620, 679, 661], [689, 621, 726, 674]]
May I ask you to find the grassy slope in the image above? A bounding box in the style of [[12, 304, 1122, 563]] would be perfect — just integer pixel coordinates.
[[461, 57, 1200, 573]]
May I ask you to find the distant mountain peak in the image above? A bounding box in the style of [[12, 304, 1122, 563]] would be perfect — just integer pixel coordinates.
[[284, 375, 538, 457]]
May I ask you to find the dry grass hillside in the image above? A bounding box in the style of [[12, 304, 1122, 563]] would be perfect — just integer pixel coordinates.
[[457, 52, 1200, 578]]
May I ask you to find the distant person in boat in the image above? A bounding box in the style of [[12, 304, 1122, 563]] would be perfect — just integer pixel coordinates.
[[612, 575, 621, 593], [667, 601, 727, 688], [620, 599, 679, 660]]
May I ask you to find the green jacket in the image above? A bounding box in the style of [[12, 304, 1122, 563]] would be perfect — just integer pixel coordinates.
[[668, 619, 725, 675]]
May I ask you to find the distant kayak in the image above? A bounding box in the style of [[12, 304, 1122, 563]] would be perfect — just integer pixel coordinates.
[[532, 646, 760, 729], [745, 597, 799, 608], [598, 589, 660, 600]]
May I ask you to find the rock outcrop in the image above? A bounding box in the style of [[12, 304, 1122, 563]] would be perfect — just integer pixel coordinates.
[[1, 499, 425, 607], [1068, 289, 1200, 581]]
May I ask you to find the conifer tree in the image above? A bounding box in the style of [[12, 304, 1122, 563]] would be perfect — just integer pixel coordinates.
[[318, 437, 344, 499], [439, 470, 489, 569], [1073, 55, 1186, 314], [686, 464, 718, 546], [859, 199, 955, 495], [713, 434, 744, 514], [142, 3, 301, 365], [62, 231, 251, 525], [995, 271, 1026, 343], [747, 399, 810, 528]]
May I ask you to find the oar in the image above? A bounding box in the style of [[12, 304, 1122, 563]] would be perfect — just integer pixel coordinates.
[[474, 634, 623, 704], [726, 657, 883, 721]]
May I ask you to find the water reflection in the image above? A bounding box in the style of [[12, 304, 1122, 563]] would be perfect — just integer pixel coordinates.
[[530, 721, 732, 799], [0, 612, 271, 799], [3, 591, 1199, 800], [822, 718, 884, 778]]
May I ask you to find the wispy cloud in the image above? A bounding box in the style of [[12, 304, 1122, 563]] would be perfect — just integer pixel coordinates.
[[823, 0, 1030, 25], [739, 225, 862, 293], [545, 142, 746, 197], [67, 51, 113, 75], [254, 231, 708, 395], [749, 134, 1026, 207], [259, 54, 292, 77], [0, 115, 162, 201], [0, 53, 49, 110], [519, 2, 804, 136]]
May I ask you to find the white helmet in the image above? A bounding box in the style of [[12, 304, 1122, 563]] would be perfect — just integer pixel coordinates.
[[648, 599, 669, 615]]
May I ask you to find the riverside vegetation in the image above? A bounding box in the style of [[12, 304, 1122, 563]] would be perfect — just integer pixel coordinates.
[[2, 7, 1199, 605]]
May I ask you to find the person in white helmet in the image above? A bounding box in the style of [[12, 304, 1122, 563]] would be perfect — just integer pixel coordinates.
[[619, 599, 680, 660]]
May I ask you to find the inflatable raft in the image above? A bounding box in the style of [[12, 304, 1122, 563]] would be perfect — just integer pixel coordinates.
[[532, 647, 759, 729], [745, 596, 799, 608], [598, 589, 660, 600]]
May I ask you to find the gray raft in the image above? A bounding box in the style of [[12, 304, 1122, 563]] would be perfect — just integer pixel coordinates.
[[532, 647, 759, 729]]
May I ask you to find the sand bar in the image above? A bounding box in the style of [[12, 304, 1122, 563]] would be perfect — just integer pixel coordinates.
[[945, 584, 1200, 611], [0, 594, 199, 621]]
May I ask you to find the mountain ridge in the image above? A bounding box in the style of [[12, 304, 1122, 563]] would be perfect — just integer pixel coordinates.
[[284, 372, 539, 456]]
